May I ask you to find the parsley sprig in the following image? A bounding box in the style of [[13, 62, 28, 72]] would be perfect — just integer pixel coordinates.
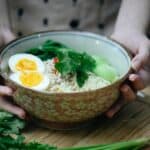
[[0, 110, 25, 135], [27, 40, 96, 87], [0, 110, 57, 150]]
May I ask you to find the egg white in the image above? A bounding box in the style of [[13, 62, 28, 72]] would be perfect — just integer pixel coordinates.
[[8, 53, 45, 73], [9, 72, 50, 91]]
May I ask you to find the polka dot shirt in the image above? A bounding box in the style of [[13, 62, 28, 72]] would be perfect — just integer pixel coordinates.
[[0, 0, 121, 37]]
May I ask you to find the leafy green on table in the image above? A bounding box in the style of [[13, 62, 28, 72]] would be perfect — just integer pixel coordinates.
[[0, 135, 57, 150], [27, 40, 96, 87], [0, 110, 57, 150], [0, 135, 149, 150], [0, 109, 25, 135], [0, 110, 150, 149]]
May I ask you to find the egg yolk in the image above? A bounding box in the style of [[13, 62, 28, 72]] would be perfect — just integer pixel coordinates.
[[20, 72, 43, 87], [16, 58, 37, 72]]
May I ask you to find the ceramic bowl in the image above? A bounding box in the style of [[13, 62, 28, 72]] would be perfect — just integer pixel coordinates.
[[0, 31, 131, 129]]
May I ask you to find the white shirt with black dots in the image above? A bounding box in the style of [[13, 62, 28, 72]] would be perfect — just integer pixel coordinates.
[[0, 0, 121, 37]]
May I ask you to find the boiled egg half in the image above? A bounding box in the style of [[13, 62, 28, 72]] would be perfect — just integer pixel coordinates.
[[8, 53, 45, 73], [9, 71, 49, 90]]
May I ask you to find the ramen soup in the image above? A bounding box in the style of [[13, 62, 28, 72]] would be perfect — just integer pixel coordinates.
[[8, 40, 119, 92]]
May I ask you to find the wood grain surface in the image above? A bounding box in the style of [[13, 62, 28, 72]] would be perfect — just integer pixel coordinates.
[[24, 87, 150, 148]]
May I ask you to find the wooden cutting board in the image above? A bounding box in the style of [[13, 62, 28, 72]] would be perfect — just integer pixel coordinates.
[[24, 87, 150, 148]]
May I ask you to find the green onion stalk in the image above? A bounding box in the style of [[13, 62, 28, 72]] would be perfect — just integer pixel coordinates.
[[60, 138, 150, 150]]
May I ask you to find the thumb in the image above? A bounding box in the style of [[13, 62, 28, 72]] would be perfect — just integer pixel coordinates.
[[132, 39, 150, 71]]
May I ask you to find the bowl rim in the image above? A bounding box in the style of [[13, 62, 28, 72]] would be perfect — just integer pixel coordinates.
[[0, 31, 132, 95]]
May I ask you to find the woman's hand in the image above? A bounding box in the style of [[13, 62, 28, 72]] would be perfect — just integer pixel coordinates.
[[0, 85, 26, 119], [0, 27, 26, 119], [105, 0, 150, 118], [106, 31, 150, 118]]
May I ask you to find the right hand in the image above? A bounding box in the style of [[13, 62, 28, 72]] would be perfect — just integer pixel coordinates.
[[0, 27, 26, 119], [106, 32, 150, 118]]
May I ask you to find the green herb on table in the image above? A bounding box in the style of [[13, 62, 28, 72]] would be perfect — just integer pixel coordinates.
[[0, 109, 25, 135], [27, 40, 96, 87], [0, 110, 57, 150], [0, 135, 57, 150], [0, 110, 150, 150], [0, 136, 149, 150]]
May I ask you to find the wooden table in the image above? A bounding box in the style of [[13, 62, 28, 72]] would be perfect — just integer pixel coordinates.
[[24, 87, 150, 148]]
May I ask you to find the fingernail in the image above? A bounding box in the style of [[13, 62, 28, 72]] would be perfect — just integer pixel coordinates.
[[19, 110, 26, 119], [129, 74, 136, 81], [106, 111, 114, 118], [132, 60, 140, 71], [121, 86, 128, 92], [7, 89, 13, 95], [18, 113, 25, 119]]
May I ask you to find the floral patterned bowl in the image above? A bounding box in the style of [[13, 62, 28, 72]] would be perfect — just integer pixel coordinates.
[[0, 31, 131, 129]]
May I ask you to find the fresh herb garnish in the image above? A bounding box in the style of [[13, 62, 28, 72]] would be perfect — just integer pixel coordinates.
[[0, 110, 25, 135], [27, 40, 67, 61], [76, 71, 88, 87], [0, 110, 57, 150], [0, 135, 57, 150], [0, 110, 149, 149], [27, 40, 96, 87]]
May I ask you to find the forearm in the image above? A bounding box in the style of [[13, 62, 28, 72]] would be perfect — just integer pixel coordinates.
[[0, 0, 15, 46], [0, 0, 10, 27], [114, 0, 150, 35]]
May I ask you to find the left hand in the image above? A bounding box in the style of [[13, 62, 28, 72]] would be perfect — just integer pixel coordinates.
[[0, 27, 26, 119], [106, 31, 150, 118]]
